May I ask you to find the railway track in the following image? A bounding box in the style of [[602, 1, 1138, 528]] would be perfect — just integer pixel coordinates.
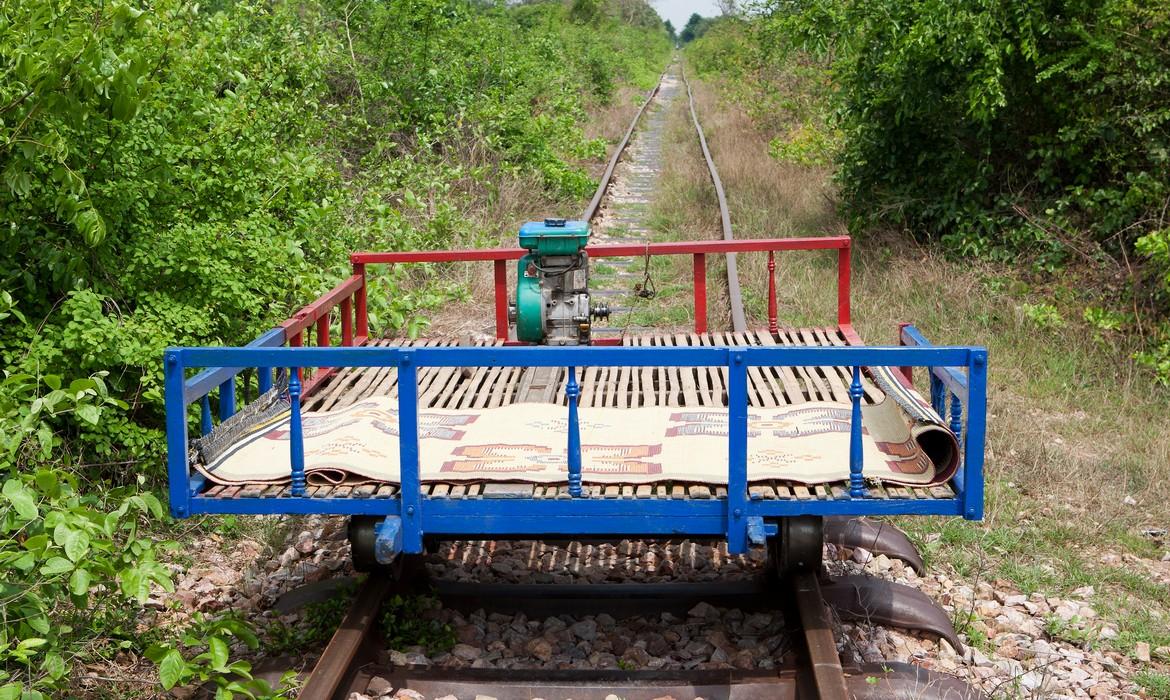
[[295, 62, 982, 700]]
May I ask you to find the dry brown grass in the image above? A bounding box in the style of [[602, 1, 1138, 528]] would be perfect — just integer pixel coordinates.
[[682, 63, 1170, 526]]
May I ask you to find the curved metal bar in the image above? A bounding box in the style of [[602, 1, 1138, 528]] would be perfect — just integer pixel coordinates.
[[681, 64, 747, 333]]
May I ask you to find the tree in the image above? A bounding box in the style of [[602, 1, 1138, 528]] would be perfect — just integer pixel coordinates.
[[679, 12, 703, 43], [664, 18, 676, 41]]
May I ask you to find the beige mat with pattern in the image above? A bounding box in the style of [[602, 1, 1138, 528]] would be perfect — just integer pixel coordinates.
[[196, 390, 959, 487]]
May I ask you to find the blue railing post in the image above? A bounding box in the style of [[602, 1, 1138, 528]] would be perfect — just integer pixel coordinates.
[[258, 366, 272, 394], [929, 373, 945, 417], [200, 396, 213, 436], [963, 351, 988, 520], [849, 365, 866, 497], [566, 366, 583, 498], [165, 350, 191, 518], [397, 351, 424, 553], [949, 392, 963, 446], [288, 370, 306, 497], [218, 376, 236, 421], [727, 353, 748, 554]]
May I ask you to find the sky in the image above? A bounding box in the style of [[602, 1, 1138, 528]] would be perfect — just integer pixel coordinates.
[[655, 0, 722, 32]]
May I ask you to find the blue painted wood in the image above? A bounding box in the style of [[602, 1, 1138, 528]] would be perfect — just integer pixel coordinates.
[[963, 351, 988, 520], [188, 493, 965, 520], [169, 329, 988, 530], [258, 366, 272, 394], [165, 351, 192, 519], [950, 392, 963, 443], [288, 371, 306, 497], [218, 377, 236, 421], [727, 354, 749, 553], [200, 396, 212, 436], [566, 366, 582, 498], [849, 365, 866, 497], [930, 374, 945, 417], [178, 344, 981, 372], [901, 324, 971, 405], [397, 354, 423, 553], [182, 328, 285, 404]]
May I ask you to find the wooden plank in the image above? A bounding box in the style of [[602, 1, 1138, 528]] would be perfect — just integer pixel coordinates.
[[430, 483, 449, 498], [353, 483, 376, 499], [635, 335, 655, 407], [779, 329, 830, 401], [754, 330, 805, 404], [688, 484, 711, 499], [375, 484, 396, 498], [482, 483, 533, 498], [821, 328, 884, 402], [674, 333, 701, 406], [694, 334, 721, 406], [733, 331, 774, 408], [636, 484, 653, 498], [671, 484, 685, 499]]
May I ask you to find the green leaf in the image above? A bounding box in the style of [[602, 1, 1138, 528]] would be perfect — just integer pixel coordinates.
[[75, 404, 101, 425], [157, 649, 187, 690], [63, 529, 90, 562], [2, 479, 37, 521], [0, 683, 21, 700], [40, 557, 74, 575], [208, 636, 229, 671], [41, 652, 66, 681], [69, 568, 92, 596]]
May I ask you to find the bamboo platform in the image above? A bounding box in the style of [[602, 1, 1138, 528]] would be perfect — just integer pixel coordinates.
[[202, 329, 956, 502]]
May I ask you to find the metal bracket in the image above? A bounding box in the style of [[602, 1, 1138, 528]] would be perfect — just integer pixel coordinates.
[[374, 516, 403, 565], [746, 516, 777, 546]]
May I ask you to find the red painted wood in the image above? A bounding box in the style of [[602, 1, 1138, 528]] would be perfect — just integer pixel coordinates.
[[351, 236, 851, 265], [837, 244, 851, 325], [693, 253, 707, 334], [767, 251, 778, 334], [281, 275, 362, 334], [354, 263, 368, 340], [494, 259, 508, 340], [341, 298, 353, 346]]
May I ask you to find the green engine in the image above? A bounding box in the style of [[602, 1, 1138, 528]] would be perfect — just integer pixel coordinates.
[[509, 219, 609, 345]]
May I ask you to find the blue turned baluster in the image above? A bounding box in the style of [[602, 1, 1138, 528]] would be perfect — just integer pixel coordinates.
[[288, 370, 306, 497], [200, 396, 213, 436], [949, 392, 963, 443], [566, 366, 582, 498], [849, 365, 866, 497]]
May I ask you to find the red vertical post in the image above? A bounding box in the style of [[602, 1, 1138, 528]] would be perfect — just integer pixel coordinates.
[[353, 261, 369, 341], [316, 314, 330, 377], [897, 321, 913, 386], [341, 298, 353, 346], [693, 253, 707, 334], [290, 331, 303, 383], [837, 242, 851, 326], [767, 251, 778, 334], [316, 314, 330, 348], [494, 259, 508, 341]]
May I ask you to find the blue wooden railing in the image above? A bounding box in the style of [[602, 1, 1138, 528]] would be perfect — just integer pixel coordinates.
[[165, 335, 987, 553]]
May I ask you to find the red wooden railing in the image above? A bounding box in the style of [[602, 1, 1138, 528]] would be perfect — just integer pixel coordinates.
[[350, 236, 852, 341], [279, 271, 368, 393]]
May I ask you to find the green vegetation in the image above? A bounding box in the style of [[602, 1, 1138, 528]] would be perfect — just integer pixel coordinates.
[[0, 1, 668, 695], [380, 593, 456, 655], [689, 1, 1170, 381]]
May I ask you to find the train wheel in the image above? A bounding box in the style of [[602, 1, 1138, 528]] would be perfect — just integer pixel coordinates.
[[770, 515, 824, 576], [347, 515, 414, 574]]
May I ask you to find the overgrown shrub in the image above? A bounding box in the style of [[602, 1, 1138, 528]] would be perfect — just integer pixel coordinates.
[[1, 0, 669, 694]]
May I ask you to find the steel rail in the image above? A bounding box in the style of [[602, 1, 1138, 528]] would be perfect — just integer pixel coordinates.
[[299, 571, 984, 699], [681, 64, 747, 333], [580, 59, 749, 334], [580, 69, 667, 223]]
